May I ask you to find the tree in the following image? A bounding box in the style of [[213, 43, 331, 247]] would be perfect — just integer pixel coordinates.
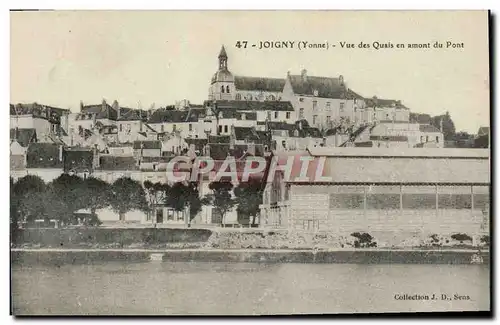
[[234, 180, 264, 226], [431, 111, 456, 141], [12, 175, 46, 225], [110, 177, 148, 221], [143, 180, 170, 227], [49, 174, 85, 223], [80, 177, 110, 221], [10, 177, 20, 239], [166, 182, 204, 227], [204, 181, 237, 227], [12, 175, 45, 197]]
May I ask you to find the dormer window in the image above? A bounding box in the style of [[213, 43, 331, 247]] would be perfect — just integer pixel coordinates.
[[313, 90, 319, 97], [299, 98, 304, 102]]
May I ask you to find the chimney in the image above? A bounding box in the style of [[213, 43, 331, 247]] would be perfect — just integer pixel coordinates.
[[112, 100, 120, 120], [230, 125, 236, 150], [80, 101, 84, 112], [93, 144, 100, 169], [301, 69, 307, 81], [204, 143, 211, 157], [247, 143, 255, 156]]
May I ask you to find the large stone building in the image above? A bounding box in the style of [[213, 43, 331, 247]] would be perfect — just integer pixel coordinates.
[[207, 45, 411, 132]]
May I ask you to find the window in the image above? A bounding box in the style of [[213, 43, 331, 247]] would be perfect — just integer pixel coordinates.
[[313, 115, 318, 125], [326, 116, 331, 123], [473, 186, 489, 210], [189, 124, 193, 131], [274, 111, 278, 119], [221, 85, 225, 93], [235, 93, 242, 100], [426, 135, 429, 142], [224, 125, 228, 133], [286, 112, 291, 119], [299, 97, 304, 102], [119, 124, 123, 132], [161, 125, 164, 133], [139, 122, 143, 132], [366, 186, 400, 209], [218, 125, 223, 134], [402, 186, 436, 209], [438, 186, 472, 209], [299, 108, 304, 119], [281, 140, 286, 149], [420, 136, 424, 143], [268, 95, 276, 101], [173, 124, 177, 132], [326, 102, 331, 109], [313, 101, 318, 110], [267, 111, 272, 120], [329, 186, 365, 210], [226, 85, 230, 93], [340, 102, 345, 111], [436, 136, 439, 143]]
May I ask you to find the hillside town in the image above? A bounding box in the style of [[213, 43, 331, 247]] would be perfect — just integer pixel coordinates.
[[10, 46, 490, 230]]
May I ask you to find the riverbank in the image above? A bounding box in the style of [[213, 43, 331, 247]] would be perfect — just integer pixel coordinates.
[[11, 227, 490, 250], [11, 248, 490, 265]]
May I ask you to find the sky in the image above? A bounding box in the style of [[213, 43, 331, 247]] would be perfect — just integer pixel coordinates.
[[10, 10, 489, 133]]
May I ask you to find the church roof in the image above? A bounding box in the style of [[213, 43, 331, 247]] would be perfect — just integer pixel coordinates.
[[234, 76, 286, 92], [211, 69, 234, 84], [218, 45, 227, 58]]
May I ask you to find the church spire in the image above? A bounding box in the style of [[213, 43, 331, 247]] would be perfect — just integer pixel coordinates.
[[218, 45, 228, 70]]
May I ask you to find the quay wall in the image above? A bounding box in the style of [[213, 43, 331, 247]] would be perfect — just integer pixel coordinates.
[[11, 249, 490, 265]]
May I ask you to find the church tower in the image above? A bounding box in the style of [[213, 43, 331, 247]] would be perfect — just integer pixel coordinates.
[[209, 45, 235, 100]]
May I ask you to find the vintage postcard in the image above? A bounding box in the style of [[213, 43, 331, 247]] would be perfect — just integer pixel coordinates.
[[10, 10, 490, 316]]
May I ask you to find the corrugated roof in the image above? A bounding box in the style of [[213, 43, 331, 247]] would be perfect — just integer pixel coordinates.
[[271, 150, 489, 184], [307, 147, 490, 159], [234, 76, 285, 92]]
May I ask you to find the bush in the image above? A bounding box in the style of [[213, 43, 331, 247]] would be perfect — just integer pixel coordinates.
[[480, 235, 490, 246], [451, 233, 472, 242], [351, 232, 377, 248]]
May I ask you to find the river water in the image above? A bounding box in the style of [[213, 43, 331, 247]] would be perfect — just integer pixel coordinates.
[[11, 262, 489, 315]]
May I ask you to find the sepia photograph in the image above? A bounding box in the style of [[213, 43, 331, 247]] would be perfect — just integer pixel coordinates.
[[9, 10, 491, 316]]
